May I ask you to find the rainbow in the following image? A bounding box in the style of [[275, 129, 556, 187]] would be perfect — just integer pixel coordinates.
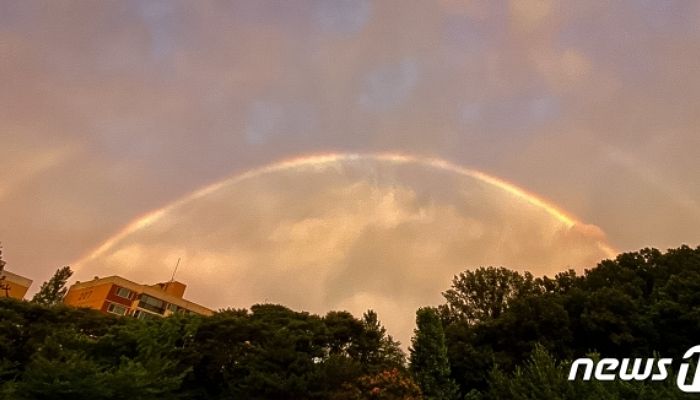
[[75, 152, 617, 266]]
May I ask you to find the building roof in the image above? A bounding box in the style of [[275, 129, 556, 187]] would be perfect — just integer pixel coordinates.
[[0, 270, 33, 287], [70, 275, 213, 315]]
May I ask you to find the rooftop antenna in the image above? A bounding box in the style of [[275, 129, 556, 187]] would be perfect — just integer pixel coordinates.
[[170, 257, 181, 282]]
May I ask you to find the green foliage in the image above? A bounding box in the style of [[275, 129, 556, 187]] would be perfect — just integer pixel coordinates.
[[0, 298, 406, 399], [482, 346, 696, 400], [409, 307, 458, 400], [31, 266, 73, 306], [337, 368, 423, 400], [442, 267, 541, 324], [436, 245, 700, 398], [360, 310, 406, 372], [182, 305, 406, 399]]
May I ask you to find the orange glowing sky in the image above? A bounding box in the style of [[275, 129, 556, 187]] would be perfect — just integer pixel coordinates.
[[75, 154, 615, 345], [76, 152, 617, 266], [2, 1, 700, 332]]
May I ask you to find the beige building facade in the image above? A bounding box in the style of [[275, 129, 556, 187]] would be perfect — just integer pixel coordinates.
[[0, 270, 33, 300]]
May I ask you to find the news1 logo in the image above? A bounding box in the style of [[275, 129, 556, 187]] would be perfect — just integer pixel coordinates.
[[568, 345, 700, 392]]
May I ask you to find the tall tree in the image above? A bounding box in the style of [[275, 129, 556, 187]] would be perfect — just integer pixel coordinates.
[[442, 267, 541, 324], [410, 307, 458, 400], [31, 266, 73, 306], [359, 310, 405, 372]]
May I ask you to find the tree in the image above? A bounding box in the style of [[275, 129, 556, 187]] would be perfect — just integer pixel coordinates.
[[485, 344, 570, 400], [409, 307, 458, 400], [337, 368, 423, 400], [442, 267, 541, 324], [438, 246, 700, 393], [358, 310, 405, 372], [0, 244, 9, 298], [31, 266, 73, 306], [482, 347, 695, 400], [0, 243, 6, 272]]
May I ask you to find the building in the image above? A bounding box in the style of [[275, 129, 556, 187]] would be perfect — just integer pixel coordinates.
[[63, 276, 213, 319], [0, 269, 33, 300]]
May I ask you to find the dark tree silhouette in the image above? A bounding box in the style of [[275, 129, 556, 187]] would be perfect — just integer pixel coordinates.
[[0, 244, 10, 298], [410, 307, 458, 400], [31, 266, 73, 306]]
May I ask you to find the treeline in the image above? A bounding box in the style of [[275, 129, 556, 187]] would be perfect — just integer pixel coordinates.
[[0, 302, 417, 399], [1, 245, 699, 399], [437, 245, 700, 399]]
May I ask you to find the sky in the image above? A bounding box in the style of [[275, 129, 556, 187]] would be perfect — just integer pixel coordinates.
[[2, 0, 700, 342]]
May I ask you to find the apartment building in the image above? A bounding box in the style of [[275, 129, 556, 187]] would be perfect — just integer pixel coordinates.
[[63, 276, 213, 318], [0, 269, 33, 300]]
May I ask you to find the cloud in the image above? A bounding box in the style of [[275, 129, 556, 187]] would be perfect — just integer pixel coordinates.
[[2, 0, 700, 309], [76, 158, 611, 346], [359, 59, 420, 111], [530, 47, 592, 91], [245, 100, 317, 145], [0, 141, 78, 201], [313, 0, 372, 35], [509, 0, 555, 32]]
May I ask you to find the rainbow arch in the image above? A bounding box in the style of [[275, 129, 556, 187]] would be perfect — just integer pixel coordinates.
[[75, 152, 616, 266]]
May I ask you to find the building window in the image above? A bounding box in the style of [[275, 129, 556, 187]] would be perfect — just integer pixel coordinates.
[[166, 303, 179, 313], [133, 309, 160, 320], [115, 287, 132, 299], [138, 294, 166, 314], [107, 303, 127, 316]]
